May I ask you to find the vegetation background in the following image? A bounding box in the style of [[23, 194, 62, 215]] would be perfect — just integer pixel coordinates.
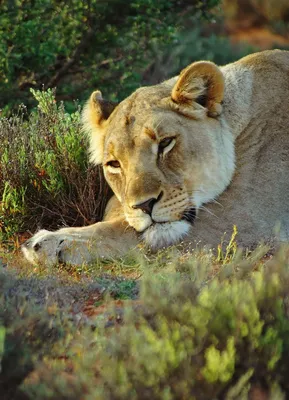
[[0, 1, 289, 399]]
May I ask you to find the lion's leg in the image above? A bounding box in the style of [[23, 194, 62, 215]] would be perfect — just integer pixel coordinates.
[[22, 197, 139, 266]]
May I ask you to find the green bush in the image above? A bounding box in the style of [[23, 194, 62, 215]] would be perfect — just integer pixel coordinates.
[[1, 245, 289, 399], [0, 88, 111, 242], [0, 0, 220, 115]]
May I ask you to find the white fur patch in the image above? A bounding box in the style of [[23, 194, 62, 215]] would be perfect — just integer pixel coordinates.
[[142, 221, 191, 250]]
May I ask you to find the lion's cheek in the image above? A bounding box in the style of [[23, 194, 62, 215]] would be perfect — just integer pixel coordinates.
[[104, 173, 123, 202]]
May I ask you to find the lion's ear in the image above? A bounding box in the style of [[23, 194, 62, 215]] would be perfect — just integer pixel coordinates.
[[171, 61, 224, 118], [82, 91, 118, 165], [83, 90, 118, 127]]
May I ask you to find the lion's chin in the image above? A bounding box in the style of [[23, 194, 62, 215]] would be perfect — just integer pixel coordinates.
[[142, 221, 191, 250]]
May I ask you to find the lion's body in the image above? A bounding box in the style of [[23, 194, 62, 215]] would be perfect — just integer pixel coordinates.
[[187, 50, 289, 248], [23, 50, 289, 265]]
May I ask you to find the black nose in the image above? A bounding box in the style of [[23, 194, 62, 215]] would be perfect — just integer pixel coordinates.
[[132, 197, 158, 215]]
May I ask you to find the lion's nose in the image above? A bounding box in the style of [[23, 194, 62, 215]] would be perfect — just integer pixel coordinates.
[[132, 197, 157, 215], [132, 192, 163, 215]]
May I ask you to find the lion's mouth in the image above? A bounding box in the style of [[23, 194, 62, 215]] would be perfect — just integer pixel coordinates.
[[130, 207, 196, 235], [147, 207, 196, 229], [181, 207, 196, 225]]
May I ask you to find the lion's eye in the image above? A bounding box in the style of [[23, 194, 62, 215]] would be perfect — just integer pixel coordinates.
[[106, 160, 120, 169], [158, 137, 176, 155], [159, 137, 173, 150]]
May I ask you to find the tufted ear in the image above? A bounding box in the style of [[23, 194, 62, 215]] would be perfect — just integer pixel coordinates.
[[82, 90, 118, 165], [171, 61, 224, 118]]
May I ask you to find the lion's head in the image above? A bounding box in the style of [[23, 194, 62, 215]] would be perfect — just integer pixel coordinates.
[[82, 61, 236, 249]]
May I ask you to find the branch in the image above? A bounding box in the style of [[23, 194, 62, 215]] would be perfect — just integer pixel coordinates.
[[47, 28, 94, 88]]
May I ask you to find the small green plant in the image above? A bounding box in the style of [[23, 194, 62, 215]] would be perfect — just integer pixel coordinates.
[[0, 182, 27, 241]]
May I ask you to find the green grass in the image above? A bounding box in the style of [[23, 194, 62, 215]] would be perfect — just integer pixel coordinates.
[[1, 243, 289, 399]]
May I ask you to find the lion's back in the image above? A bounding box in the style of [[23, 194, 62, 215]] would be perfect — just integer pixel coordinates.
[[238, 49, 289, 70]]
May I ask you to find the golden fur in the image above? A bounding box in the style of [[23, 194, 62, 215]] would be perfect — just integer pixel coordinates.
[[23, 50, 289, 265]]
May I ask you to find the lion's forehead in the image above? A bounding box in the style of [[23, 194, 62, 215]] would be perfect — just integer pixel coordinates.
[[108, 84, 172, 128], [104, 128, 156, 163], [111, 100, 155, 128], [105, 111, 181, 158]]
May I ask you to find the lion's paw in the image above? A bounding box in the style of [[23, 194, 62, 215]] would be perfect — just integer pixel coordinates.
[[22, 230, 90, 266]]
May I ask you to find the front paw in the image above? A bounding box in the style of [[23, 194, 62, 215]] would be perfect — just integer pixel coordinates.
[[22, 230, 66, 266], [22, 220, 137, 266]]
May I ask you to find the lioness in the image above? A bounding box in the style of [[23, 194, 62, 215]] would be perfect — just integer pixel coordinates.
[[22, 50, 289, 265]]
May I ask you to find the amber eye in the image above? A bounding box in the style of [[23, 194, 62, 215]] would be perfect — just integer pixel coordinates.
[[106, 160, 120, 168], [158, 137, 174, 152]]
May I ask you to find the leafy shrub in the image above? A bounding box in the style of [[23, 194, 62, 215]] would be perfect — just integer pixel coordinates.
[[0, 0, 220, 115], [1, 245, 289, 399], [0, 89, 111, 242]]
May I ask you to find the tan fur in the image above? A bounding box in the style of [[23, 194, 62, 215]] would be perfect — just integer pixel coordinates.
[[23, 50, 289, 265]]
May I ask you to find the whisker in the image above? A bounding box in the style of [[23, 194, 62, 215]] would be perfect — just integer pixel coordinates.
[[209, 199, 223, 207], [198, 205, 219, 219]]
